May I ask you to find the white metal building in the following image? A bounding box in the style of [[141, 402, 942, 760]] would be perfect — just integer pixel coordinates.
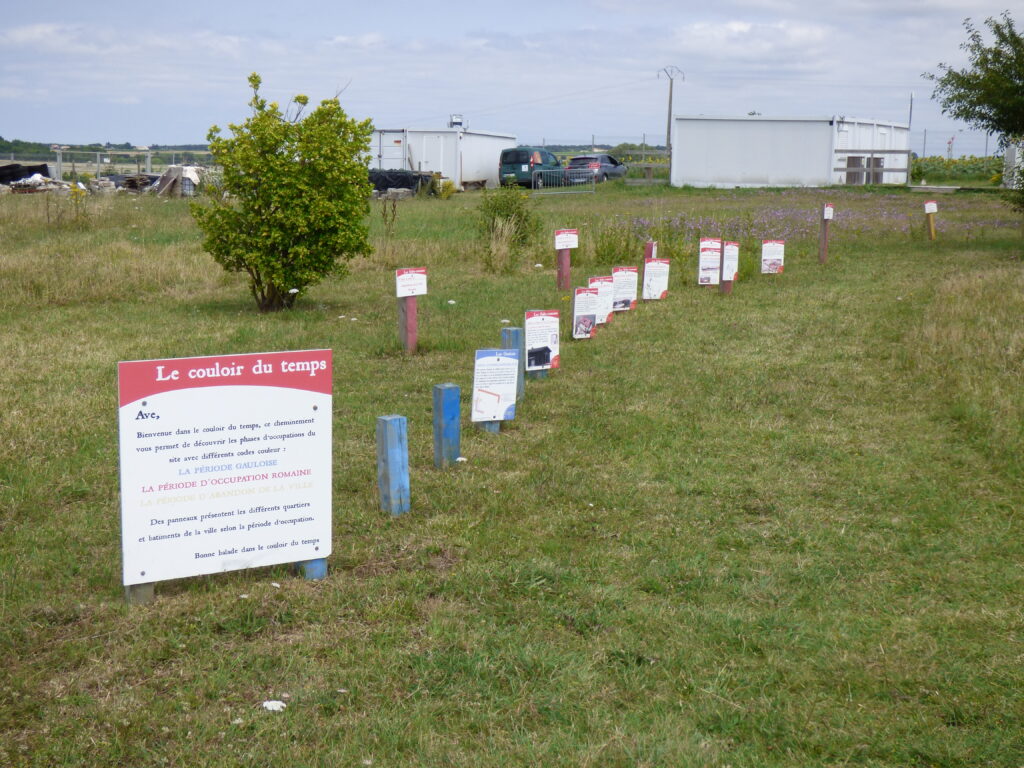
[[370, 127, 516, 190], [670, 115, 911, 188]]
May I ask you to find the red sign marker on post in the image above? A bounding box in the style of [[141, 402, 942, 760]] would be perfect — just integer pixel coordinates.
[[554, 229, 578, 290], [819, 203, 833, 264], [642, 248, 670, 301], [698, 237, 722, 286], [395, 268, 427, 354], [761, 240, 785, 274]]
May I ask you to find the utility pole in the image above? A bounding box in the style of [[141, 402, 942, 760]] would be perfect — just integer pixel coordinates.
[[659, 66, 684, 167]]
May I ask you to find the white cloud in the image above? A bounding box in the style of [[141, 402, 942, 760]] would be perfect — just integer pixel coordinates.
[[0, 0, 1015, 150]]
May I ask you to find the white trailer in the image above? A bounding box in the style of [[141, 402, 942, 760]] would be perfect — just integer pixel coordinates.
[[370, 128, 516, 190], [670, 115, 910, 188]]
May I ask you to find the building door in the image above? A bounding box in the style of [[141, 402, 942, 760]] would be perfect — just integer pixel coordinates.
[[845, 156, 864, 185]]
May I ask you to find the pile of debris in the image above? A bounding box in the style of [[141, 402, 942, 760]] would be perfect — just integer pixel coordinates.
[[0, 163, 208, 196], [6, 172, 73, 194]]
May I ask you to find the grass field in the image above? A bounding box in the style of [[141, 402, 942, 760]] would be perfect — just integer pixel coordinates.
[[1, 182, 1022, 767]]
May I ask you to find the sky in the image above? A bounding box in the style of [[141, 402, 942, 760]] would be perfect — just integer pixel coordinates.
[[2, 0, 1022, 157]]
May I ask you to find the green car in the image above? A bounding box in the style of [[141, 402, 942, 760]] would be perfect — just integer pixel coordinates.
[[499, 147, 562, 188]]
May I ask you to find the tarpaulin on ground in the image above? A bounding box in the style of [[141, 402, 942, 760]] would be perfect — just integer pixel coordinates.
[[0, 164, 49, 185], [369, 169, 432, 192]]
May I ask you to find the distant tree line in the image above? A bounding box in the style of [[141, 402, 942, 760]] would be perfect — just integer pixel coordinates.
[[0, 137, 50, 155], [0, 136, 210, 154]]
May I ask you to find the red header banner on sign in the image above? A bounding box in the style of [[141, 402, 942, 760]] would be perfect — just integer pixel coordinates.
[[118, 349, 332, 406]]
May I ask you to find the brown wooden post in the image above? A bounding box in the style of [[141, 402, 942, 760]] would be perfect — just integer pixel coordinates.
[[818, 203, 833, 264], [925, 200, 938, 241], [556, 248, 571, 290], [398, 296, 418, 354]]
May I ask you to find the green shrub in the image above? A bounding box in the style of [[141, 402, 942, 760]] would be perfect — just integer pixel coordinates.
[[592, 217, 642, 266], [438, 179, 457, 199], [191, 72, 372, 312], [476, 184, 540, 247]]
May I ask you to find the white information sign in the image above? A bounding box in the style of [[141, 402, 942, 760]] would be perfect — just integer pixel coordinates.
[[524, 310, 560, 371], [698, 237, 722, 285], [612, 266, 639, 311], [722, 242, 739, 282], [118, 350, 333, 586], [761, 240, 785, 274], [395, 268, 428, 297], [642, 258, 670, 300], [924, 200, 938, 214], [554, 229, 579, 250], [588, 275, 614, 324], [471, 349, 520, 422], [572, 288, 598, 339], [823, 203, 834, 220]]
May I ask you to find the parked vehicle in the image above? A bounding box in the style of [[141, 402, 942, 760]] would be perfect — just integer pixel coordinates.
[[500, 147, 562, 188], [566, 154, 628, 182]]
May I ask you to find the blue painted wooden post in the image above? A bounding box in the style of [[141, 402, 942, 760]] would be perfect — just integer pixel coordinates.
[[526, 369, 548, 381], [501, 327, 525, 401], [376, 415, 410, 515], [294, 558, 328, 580], [433, 383, 461, 468], [477, 421, 501, 433]]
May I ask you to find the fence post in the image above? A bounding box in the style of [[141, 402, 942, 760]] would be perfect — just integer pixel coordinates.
[[376, 415, 410, 515], [432, 384, 461, 468]]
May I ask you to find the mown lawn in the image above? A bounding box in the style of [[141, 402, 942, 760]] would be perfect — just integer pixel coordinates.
[[1, 183, 1021, 767]]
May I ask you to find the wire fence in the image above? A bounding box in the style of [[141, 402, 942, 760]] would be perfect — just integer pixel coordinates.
[[1, 149, 216, 180], [0, 127, 1005, 188]]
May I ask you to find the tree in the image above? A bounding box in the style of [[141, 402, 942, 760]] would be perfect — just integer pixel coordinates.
[[192, 73, 373, 312], [927, 13, 1024, 148]]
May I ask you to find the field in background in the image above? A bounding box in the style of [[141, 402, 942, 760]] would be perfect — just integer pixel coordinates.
[[1, 183, 1022, 767], [911, 155, 1004, 186]]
